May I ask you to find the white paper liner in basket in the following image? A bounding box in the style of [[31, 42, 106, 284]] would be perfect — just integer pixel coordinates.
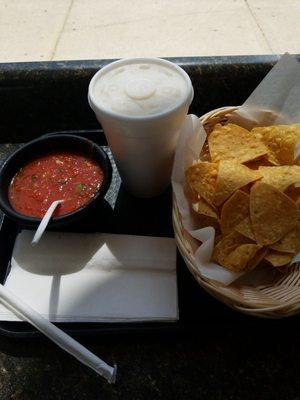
[[172, 53, 300, 286]]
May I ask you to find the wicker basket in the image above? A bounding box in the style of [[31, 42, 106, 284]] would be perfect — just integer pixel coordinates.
[[173, 106, 300, 318]]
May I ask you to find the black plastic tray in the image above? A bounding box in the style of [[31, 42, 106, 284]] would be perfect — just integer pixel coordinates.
[[0, 129, 179, 339], [0, 129, 299, 339]]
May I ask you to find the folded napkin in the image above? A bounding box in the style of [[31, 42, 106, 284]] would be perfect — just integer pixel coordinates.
[[0, 231, 178, 322]]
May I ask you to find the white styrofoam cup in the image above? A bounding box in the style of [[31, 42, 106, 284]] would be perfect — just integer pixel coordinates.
[[88, 57, 194, 197]]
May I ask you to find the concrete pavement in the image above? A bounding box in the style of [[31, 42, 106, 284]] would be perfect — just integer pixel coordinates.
[[0, 0, 298, 62]]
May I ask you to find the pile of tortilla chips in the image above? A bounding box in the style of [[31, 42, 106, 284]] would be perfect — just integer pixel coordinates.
[[186, 123, 300, 272]]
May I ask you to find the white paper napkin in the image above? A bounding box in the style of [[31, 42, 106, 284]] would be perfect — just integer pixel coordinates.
[[0, 231, 178, 322]]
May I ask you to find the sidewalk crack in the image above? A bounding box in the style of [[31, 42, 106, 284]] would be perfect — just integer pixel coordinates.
[[244, 0, 274, 53], [50, 0, 74, 60]]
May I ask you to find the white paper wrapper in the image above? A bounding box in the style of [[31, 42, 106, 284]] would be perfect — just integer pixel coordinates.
[[172, 54, 300, 286], [232, 53, 300, 127]]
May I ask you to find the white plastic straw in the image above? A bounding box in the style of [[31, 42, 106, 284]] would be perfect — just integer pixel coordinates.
[[0, 284, 117, 383], [32, 200, 63, 246]]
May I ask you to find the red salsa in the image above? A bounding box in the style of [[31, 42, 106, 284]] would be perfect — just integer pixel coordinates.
[[9, 152, 103, 218]]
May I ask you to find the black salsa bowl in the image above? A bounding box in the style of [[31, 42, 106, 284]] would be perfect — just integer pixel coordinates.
[[0, 134, 112, 228]]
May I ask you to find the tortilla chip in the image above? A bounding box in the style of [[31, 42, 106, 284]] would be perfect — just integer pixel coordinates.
[[214, 234, 223, 245], [192, 197, 220, 233], [245, 158, 273, 170], [192, 197, 218, 219], [240, 185, 251, 194], [220, 190, 249, 234], [192, 198, 219, 230], [250, 182, 298, 245], [285, 186, 300, 207], [291, 124, 300, 135], [212, 231, 250, 267], [186, 162, 218, 205], [264, 250, 293, 267], [259, 165, 300, 191], [195, 215, 220, 231], [270, 223, 300, 253], [252, 125, 299, 165], [213, 161, 262, 206], [184, 181, 200, 203], [208, 123, 267, 163], [246, 247, 268, 271], [235, 216, 256, 241], [200, 141, 211, 162], [224, 244, 262, 272]]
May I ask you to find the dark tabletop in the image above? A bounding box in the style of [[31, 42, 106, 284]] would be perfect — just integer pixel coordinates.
[[0, 55, 299, 400], [1, 330, 299, 400]]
